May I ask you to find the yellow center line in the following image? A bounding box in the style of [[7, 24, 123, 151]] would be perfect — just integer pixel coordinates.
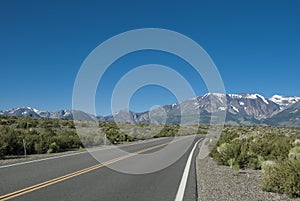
[[0, 141, 172, 201]]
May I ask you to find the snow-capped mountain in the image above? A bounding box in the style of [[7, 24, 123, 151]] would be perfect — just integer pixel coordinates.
[[199, 93, 278, 118], [264, 101, 300, 126], [0, 107, 92, 119], [1, 93, 300, 126], [104, 93, 284, 125], [269, 95, 300, 108], [0, 107, 45, 118]]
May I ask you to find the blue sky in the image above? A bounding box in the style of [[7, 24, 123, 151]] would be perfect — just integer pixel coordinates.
[[0, 0, 299, 115]]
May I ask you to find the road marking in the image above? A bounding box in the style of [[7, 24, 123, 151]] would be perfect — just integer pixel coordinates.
[[0, 137, 168, 169], [0, 141, 172, 201], [174, 138, 202, 201]]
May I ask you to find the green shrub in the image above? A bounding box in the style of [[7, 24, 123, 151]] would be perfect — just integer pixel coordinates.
[[249, 133, 292, 161], [47, 142, 60, 154], [262, 159, 300, 198], [0, 127, 23, 157], [289, 146, 300, 160], [209, 126, 300, 198], [261, 160, 275, 174], [247, 154, 263, 170], [17, 121, 28, 129], [216, 142, 236, 165], [34, 142, 46, 154]]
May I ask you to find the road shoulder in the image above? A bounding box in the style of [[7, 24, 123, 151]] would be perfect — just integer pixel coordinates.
[[196, 143, 293, 201]]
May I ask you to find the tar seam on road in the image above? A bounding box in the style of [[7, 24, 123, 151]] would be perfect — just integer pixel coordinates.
[[0, 141, 172, 201], [174, 138, 202, 201]]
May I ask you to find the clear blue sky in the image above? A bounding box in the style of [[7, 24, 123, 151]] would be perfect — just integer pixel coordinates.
[[0, 0, 299, 115]]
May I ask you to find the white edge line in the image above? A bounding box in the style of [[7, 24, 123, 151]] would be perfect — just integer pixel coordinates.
[[174, 138, 202, 201], [0, 137, 170, 169]]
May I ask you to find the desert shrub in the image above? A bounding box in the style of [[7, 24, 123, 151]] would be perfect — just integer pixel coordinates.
[[247, 154, 263, 170], [212, 138, 263, 169], [261, 160, 276, 175], [41, 119, 55, 129], [79, 133, 95, 147], [23, 130, 39, 154], [249, 133, 293, 161], [293, 139, 300, 146], [28, 119, 38, 127], [17, 121, 28, 129], [68, 121, 76, 129], [47, 142, 60, 154], [55, 130, 81, 150], [262, 159, 300, 198], [97, 122, 137, 144], [156, 124, 179, 138], [34, 141, 47, 154], [0, 119, 8, 125], [288, 146, 300, 160], [211, 130, 295, 169], [0, 127, 23, 157], [217, 129, 239, 144], [209, 127, 300, 198], [215, 142, 239, 166], [51, 120, 60, 128]]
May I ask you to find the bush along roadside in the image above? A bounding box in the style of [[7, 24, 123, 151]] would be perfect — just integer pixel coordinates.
[[0, 115, 193, 159], [209, 126, 300, 198]]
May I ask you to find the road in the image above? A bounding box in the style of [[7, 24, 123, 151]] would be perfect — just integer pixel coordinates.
[[0, 135, 203, 201]]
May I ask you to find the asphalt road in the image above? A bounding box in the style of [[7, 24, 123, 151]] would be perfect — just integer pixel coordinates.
[[0, 135, 203, 201]]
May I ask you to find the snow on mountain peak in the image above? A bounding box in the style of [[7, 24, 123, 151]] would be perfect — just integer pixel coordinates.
[[228, 94, 243, 99], [25, 107, 44, 115], [269, 95, 300, 107], [203, 92, 226, 100], [203, 92, 226, 98], [254, 94, 269, 105], [229, 93, 269, 104], [33, 108, 40, 113], [244, 94, 259, 99]]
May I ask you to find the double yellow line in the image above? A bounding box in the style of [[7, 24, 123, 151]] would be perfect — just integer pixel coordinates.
[[0, 141, 172, 201]]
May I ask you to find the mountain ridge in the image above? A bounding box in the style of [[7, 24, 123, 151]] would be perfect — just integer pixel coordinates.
[[1, 93, 299, 126]]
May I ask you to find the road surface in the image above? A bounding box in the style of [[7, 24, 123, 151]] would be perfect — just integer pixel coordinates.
[[0, 135, 203, 201]]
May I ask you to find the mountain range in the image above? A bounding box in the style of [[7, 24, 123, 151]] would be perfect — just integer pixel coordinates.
[[1, 94, 300, 126]]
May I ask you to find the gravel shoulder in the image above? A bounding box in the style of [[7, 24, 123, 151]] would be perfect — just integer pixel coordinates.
[[196, 144, 295, 201]]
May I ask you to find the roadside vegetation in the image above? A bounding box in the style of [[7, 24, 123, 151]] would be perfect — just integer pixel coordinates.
[[2, 115, 299, 198], [209, 125, 300, 198], [0, 115, 202, 159], [0, 115, 82, 158]]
